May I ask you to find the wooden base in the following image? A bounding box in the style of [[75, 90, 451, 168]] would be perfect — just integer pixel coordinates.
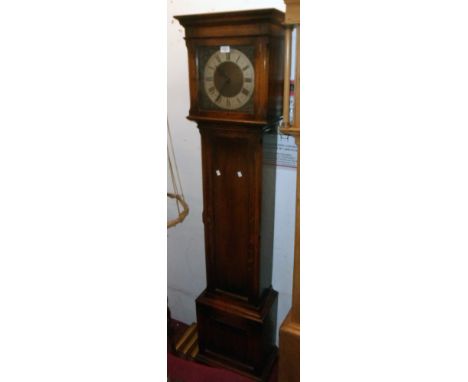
[[195, 288, 278, 381], [196, 346, 277, 382], [278, 310, 300, 382]]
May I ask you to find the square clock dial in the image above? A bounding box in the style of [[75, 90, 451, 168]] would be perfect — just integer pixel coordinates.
[[197, 46, 255, 113]]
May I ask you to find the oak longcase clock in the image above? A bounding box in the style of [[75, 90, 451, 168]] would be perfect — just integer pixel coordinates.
[[175, 9, 284, 381]]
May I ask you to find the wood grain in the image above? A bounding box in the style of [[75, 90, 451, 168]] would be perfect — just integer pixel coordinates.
[[175, 9, 285, 381]]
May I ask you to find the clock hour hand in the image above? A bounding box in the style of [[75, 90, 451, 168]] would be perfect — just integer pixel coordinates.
[[217, 78, 230, 101], [218, 69, 229, 80]]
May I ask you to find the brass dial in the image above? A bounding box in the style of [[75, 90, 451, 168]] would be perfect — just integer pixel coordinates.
[[203, 48, 255, 110]]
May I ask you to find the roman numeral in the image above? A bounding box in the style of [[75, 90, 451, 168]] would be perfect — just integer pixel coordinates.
[[216, 93, 222, 102], [237, 97, 242, 104], [241, 88, 249, 96], [216, 55, 221, 63], [235, 55, 240, 63], [205, 77, 213, 82], [244, 78, 252, 83], [242, 65, 249, 71], [226, 98, 231, 107], [226, 52, 230, 61], [208, 86, 215, 94]]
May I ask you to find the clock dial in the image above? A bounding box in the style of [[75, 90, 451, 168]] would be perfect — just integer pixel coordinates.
[[203, 48, 254, 110]]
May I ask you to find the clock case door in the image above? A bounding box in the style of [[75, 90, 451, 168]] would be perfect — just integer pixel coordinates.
[[200, 122, 277, 306]]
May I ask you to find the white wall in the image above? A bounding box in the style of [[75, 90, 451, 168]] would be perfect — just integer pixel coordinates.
[[167, 0, 295, 340]]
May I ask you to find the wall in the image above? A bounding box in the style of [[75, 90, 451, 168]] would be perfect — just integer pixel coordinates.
[[167, 0, 296, 340]]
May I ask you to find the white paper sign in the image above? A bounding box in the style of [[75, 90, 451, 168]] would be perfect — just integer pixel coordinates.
[[263, 134, 298, 168], [220, 45, 230, 53]]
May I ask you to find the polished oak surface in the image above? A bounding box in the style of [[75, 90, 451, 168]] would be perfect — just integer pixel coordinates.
[[175, 8, 284, 124], [176, 9, 285, 381]]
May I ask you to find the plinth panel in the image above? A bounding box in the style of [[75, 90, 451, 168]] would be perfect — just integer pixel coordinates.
[[195, 288, 278, 381]]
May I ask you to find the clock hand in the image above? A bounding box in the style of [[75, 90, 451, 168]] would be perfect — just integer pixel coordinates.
[[218, 69, 229, 80], [222, 78, 231, 87], [217, 79, 230, 99]]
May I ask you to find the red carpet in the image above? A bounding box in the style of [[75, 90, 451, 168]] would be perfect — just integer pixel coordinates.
[[167, 352, 278, 382]]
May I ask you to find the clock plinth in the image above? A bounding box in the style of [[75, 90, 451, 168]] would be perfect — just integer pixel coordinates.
[[196, 288, 278, 382], [175, 9, 285, 381]]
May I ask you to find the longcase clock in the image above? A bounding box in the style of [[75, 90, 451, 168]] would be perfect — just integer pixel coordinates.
[[175, 9, 285, 381]]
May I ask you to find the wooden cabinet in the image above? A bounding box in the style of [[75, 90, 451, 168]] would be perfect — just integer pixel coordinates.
[[175, 9, 285, 381], [195, 123, 278, 380]]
